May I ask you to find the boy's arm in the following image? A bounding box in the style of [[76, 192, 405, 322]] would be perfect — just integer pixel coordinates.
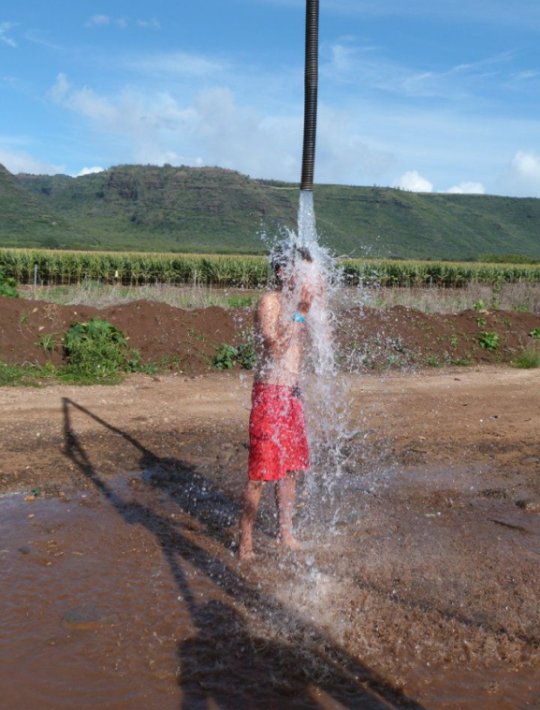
[[258, 294, 292, 357]]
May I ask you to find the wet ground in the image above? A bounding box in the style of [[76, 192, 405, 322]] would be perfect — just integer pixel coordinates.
[[1, 369, 539, 709]]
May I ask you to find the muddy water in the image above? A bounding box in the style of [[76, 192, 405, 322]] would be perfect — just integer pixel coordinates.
[[1, 467, 539, 710]]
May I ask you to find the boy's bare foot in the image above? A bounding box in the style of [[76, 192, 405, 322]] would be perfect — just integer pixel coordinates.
[[277, 534, 305, 551], [238, 545, 256, 561]]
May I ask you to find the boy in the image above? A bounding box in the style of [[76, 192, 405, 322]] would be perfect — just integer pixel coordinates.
[[238, 247, 314, 560]]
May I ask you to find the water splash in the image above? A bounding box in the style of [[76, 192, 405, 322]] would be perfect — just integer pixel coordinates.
[[267, 190, 358, 535]]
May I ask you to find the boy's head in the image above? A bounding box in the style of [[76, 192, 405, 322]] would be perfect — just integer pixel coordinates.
[[271, 244, 312, 285]]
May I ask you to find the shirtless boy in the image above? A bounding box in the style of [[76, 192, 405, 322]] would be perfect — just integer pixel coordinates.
[[238, 247, 314, 561]]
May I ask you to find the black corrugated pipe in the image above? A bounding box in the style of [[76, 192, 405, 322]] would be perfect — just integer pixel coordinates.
[[300, 0, 319, 191]]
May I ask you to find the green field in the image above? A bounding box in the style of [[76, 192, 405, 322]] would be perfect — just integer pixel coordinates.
[[1, 163, 539, 260], [2, 248, 539, 289]]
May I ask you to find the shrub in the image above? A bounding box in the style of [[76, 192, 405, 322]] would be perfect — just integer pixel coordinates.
[[212, 337, 256, 370], [478, 331, 500, 351], [212, 344, 238, 370], [0, 270, 18, 298], [62, 318, 141, 383]]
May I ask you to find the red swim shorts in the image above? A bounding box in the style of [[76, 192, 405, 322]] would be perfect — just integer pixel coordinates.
[[248, 382, 309, 481]]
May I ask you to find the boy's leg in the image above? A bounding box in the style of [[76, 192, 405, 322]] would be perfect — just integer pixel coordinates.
[[238, 480, 263, 560], [276, 472, 302, 550]]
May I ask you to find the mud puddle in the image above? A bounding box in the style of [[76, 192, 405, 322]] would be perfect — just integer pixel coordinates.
[[1, 465, 539, 710]]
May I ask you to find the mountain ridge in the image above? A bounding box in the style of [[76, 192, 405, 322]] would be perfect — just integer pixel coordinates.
[[0, 163, 538, 259]]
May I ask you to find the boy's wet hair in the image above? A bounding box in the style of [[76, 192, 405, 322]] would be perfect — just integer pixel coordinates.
[[271, 245, 313, 278]]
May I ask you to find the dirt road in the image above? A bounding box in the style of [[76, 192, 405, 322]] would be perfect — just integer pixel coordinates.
[[1, 366, 538, 494], [1, 367, 539, 709]]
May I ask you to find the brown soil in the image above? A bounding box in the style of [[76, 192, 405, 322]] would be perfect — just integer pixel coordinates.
[[1, 295, 538, 372], [0, 296, 246, 373], [1, 294, 539, 709], [0, 369, 539, 708]]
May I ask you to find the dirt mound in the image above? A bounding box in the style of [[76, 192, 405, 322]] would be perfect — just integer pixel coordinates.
[[0, 295, 538, 373], [0, 297, 249, 374], [340, 304, 539, 370]]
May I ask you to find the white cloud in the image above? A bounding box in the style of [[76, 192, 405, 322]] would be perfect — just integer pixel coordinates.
[[87, 15, 110, 27], [126, 51, 226, 78], [48, 73, 398, 183], [0, 21, 17, 48], [501, 150, 540, 197], [137, 19, 160, 30], [46, 71, 540, 194], [49, 72, 70, 101], [316, 106, 395, 184], [76, 166, 105, 177], [446, 181, 485, 194], [50, 74, 117, 124], [0, 146, 63, 175], [323, 38, 514, 103], [512, 150, 540, 180], [86, 15, 127, 29], [395, 170, 433, 192]]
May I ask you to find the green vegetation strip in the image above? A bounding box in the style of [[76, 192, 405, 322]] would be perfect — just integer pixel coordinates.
[[1, 249, 540, 288]]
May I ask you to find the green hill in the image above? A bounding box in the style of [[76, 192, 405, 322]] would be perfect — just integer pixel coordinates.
[[1, 163, 539, 259], [0, 164, 78, 248]]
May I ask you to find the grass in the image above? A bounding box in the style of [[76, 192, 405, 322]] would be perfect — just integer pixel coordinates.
[[333, 282, 540, 315], [16, 280, 540, 315], [21, 282, 262, 310], [512, 346, 540, 369], [0, 361, 57, 387]]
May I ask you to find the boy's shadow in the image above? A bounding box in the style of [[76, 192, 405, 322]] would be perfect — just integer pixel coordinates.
[[62, 397, 425, 710], [178, 600, 396, 710]]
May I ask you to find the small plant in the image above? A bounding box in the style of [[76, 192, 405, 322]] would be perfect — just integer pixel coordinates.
[[490, 283, 502, 310], [62, 318, 141, 383], [236, 339, 257, 369], [426, 354, 440, 367], [449, 335, 459, 347], [212, 344, 238, 370], [476, 316, 486, 327], [187, 327, 208, 342], [212, 337, 256, 370], [514, 303, 530, 313], [478, 331, 500, 351], [512, 348, 540, 369], [530, 328, 540, 340], [37, 333, 57, 353], [473, 299, 486, 312], [0, 270, 18, 298], [451, 357, 471, 366]]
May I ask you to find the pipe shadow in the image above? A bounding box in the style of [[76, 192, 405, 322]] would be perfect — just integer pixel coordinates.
[[61, 397, 425, 709]]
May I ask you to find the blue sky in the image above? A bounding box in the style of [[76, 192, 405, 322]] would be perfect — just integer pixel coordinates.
[[1, 0, 540, 196]]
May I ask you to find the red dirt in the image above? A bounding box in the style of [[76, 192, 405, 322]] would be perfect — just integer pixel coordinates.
[[0, 297, 244, 373], [0, 295, 538, 373]]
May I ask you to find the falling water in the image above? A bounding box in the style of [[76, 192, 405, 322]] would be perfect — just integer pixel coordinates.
[[266, 188, 355, 539]]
